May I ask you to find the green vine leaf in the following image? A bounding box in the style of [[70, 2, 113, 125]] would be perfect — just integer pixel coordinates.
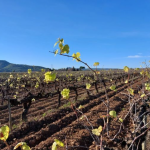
[[28, 69, 32, 74], [119, 118, 123, 123], [0, 125, 9, 141], [86, 83, 91, 89], [78, 105, 84, 109], [54, 139, 64, 147], [124, 66, 129, 73], [93, 62, 99, 66], [92, 126, 102, 136], [52, 142, 57, 150], [54, 38, 64, 47], [127, 88, 134, 96], [110, 85, 116, 91], [44, 72, 56, 82], [54, 49, 58, 55], [141, 94, 146, 98], [61, 44, 69, 54], [59, 43, 63, 50], [52, 139, 64, 150], [61, 88, 70, 99], [109, 110, 117, 118], [72, 52, 81, 62]]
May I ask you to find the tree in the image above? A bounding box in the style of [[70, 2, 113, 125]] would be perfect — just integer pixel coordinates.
[[79, 66, 85, 70]]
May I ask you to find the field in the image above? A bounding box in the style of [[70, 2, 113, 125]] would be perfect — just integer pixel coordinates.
[[0, 70, 150, 150]]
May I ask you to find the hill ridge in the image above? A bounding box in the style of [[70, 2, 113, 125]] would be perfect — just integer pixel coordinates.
[[0, 60, 47, 72]]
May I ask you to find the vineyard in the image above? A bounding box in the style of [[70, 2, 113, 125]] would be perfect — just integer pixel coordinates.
[[0, 39, 150, 150]]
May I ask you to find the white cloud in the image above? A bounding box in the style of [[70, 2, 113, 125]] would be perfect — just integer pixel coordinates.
[[127, 55, 142, 58]]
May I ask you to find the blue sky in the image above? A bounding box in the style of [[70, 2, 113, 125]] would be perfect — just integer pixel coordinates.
[[0, 0, 150, 69]]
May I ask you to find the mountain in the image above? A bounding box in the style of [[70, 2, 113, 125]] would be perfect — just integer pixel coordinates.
[[0, 60, 47, 72]]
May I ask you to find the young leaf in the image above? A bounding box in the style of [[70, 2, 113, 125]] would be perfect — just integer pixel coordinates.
[[52, 142, 57, 150], [140, 70, 145, 75], [61, 44, 69, 54], [124, 66, 129, 73], [93, 62, 99, 66], [78, 105, 84, 109], [76, 52, 80, 58], [54, 139, 64, 147], [59, 43, 63, 50], [127, 88, 134, 96], [80, 115, 84, 120], [0, 125, 9, 141], [21, 144, 31, 150], [28, 69, 32, 74], [61, 88, 70, 99], [119, 118, 123, 123], [44, 72, 56, 82], [109, 110, 117, 118], [72, 52, 81, 62], [86, 83, 91, 89], [110, 85, 116, 91], [141, 94, 146, 98], [54, 41, 59, 47], [54, 49, 58, 55], [92, 126, 102, 136]]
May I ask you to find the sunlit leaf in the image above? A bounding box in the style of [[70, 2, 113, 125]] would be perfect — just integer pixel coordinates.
[[141, 94, 146, 98], [52, 142, 57, 150], [54, 139, 64, 147], [0, 125, 9, 141], [59, 43, 63, 50], [110, 85, 116, 91], [61, 88, 70, 100], [127, 88, 134, 96], [124, 66, 129, 73], [61, 44, 69, 54], [54, 49, 58, 55], [54, 41, 59, 47], [28, 69, 32, 74], [76, 52, 80, 57], [22, 144, 31, 150], [72, 52, 81, 62], [78, 105, 84, 109], [32, 98, 35, 102], [119, 118, 123, 123], [92, 126, 102, 136], [93, 62, 99, 66], [140, 70, 145, 75], [109, 110, 116, 118], [44, 72, 56, 82], [80, 115, 84, 120], [86, 83, 91, 89]]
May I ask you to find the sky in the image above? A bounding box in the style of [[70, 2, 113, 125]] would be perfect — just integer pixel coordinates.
[[0, 0, 150, 69]]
